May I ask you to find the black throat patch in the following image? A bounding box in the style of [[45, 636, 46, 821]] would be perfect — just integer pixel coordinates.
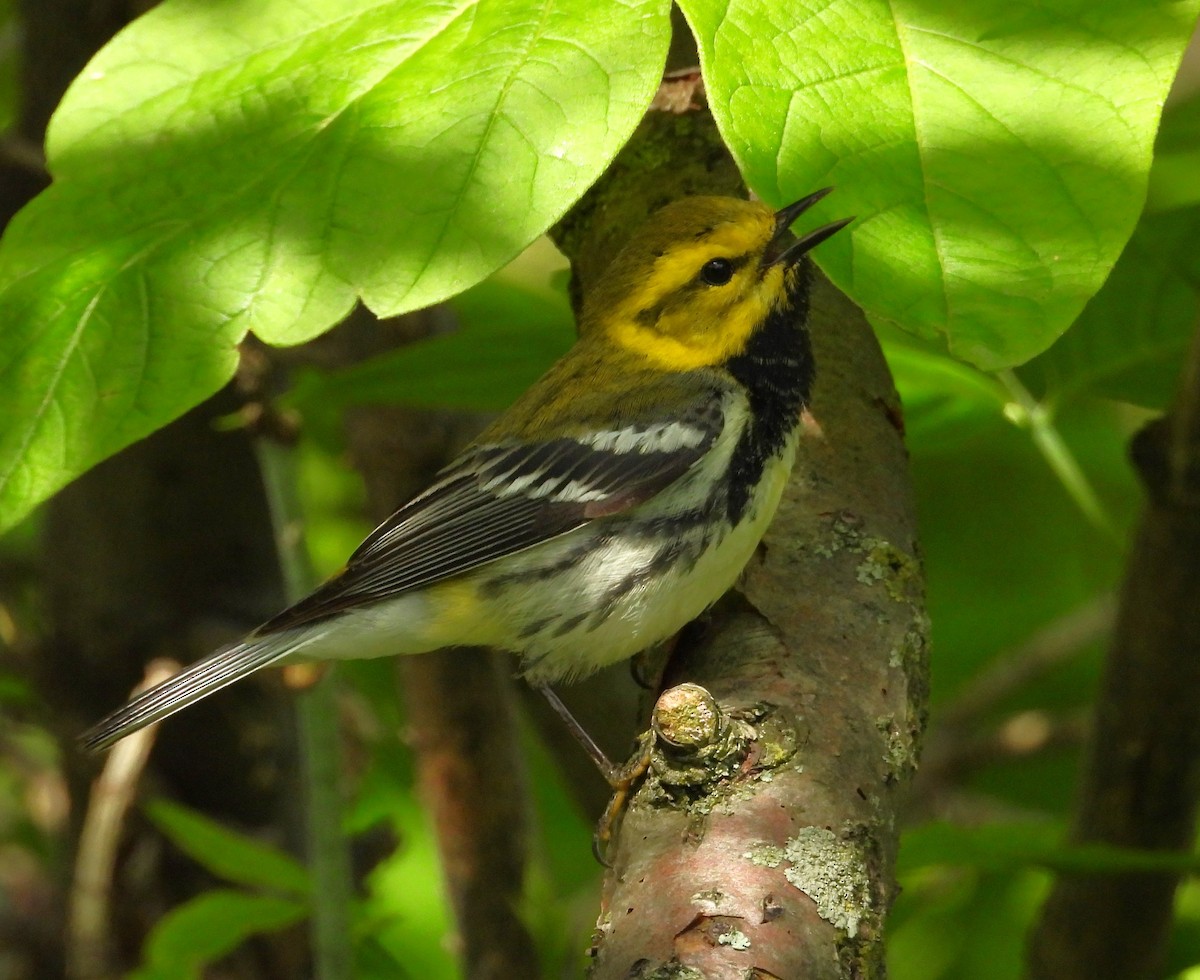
[[720, 264, 815, 523]]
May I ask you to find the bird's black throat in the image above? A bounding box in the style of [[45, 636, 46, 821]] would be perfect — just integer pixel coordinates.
[[720, 267, 815, 524]]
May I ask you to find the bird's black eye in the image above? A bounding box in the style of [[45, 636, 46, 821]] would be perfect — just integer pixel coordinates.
[[699, 257, 735, 286]]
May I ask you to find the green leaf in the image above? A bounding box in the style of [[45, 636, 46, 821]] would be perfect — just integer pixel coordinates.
[[1016, 206, 1199, 409], [901, 821, 1200, 876], [680, 0, 1200, 370], [286, 276, 573, 415], [145, 798, 311, 897], [350, 749, 460, 979], [0, 0, 671, 532], [889, 867, 1047, 980], [128, 889, 306, 980], [876, 322, 1009, 446], [1018, 95, 1200, 410]]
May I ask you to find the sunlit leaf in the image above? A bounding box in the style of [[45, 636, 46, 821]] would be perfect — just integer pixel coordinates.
[[146, 798, 311, 897], [0, 0, 671, 531], [1019, 95, 1200, 410], [680, 0, 1200, 369], [129, 889, 305, 980], [1016, 207, 1198, 409]]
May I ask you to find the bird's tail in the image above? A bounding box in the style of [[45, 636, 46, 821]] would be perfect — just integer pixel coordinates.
[[79, 628, 316, 753]]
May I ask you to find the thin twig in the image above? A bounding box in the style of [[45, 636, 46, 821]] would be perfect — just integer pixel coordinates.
[[256, 438, 353, 980], [346, 403, 540, 979], [998, 371, 1120, 538], [67, 659, 179, 980]]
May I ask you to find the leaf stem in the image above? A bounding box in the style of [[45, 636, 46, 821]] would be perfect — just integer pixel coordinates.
[[997, 371, 1119, 540], [256, 439, 353, 980]]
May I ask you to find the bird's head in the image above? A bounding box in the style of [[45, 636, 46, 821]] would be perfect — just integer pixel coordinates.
[[583, 191, 851, 370]]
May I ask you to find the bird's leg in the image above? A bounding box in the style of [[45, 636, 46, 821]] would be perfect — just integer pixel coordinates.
[[533, 683, 655, 864], [591, 730, 654, 865], [535, 683, 617, 780]]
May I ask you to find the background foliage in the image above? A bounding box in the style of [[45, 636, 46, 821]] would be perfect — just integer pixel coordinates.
[[0, 0, 1198, 977]]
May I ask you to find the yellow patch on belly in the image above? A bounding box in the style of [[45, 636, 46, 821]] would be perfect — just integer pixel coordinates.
[[422, 576, 494, 648]]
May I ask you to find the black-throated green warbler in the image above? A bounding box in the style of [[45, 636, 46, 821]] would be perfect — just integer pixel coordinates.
[[82, 190, 851, 753]]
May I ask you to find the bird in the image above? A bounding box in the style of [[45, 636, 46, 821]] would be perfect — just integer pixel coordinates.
[[81, 189, 852, 754]]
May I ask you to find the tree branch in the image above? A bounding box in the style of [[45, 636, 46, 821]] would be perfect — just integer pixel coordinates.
[[552, 104, 927, 971], [67, 660, 178, 980], [346, 399, 539, 979], [1027, 317, 1200, 980], [255, 433, 355, 980], [400, 652, 539, 979]]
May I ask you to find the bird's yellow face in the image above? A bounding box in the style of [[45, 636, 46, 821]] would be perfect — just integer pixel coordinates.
[[584, 197, 799, 372]]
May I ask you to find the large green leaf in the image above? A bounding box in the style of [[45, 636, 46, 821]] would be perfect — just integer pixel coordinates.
[[0, 0, 671, 531], [680, 0, 1199, 370], [1018, 94, 1200, 410], [128, 889, 306, 980], [145, 798, 311, 897], [1016, 206, 1200, 409]]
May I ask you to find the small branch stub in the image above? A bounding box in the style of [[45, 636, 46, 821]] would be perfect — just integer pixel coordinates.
[[648, 684, 791, 796], [653, 682, 723, 750]]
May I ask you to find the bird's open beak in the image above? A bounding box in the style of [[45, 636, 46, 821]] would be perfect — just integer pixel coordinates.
[[765, 187, 853, 267]]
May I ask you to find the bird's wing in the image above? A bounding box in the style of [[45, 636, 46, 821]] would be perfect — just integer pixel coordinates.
[[80, 377, 729, 753], [256, 386, 727, 634]]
